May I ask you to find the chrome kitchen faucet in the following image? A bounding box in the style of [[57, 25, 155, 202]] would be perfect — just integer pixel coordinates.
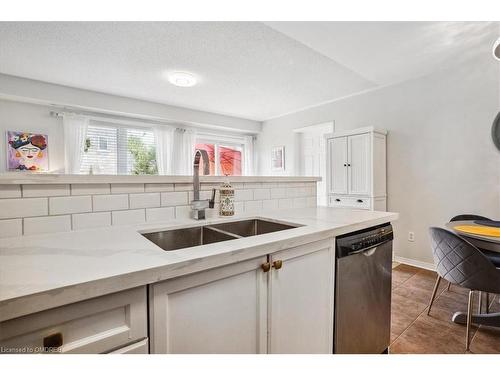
[[192, 149, 215, 220]]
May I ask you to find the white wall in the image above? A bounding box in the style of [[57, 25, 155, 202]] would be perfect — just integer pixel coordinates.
[[257, 55, 500, 266], [0, 100, 65, 173], [0, 75, 262, 174]]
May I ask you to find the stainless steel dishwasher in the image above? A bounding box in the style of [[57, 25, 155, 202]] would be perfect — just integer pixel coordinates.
[[334, 223, 393, 354]]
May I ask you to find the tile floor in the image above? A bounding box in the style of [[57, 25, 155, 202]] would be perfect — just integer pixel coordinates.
[[389, 264, 500, 354]]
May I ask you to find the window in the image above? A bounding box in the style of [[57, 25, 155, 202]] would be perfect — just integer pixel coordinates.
[[195, 140, 243, 176], [80, 122, 157, 175]]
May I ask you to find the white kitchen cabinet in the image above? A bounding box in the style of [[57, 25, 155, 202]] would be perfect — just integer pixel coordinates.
[[328, 136, 348, 195], [326, 127, 387, 210], [149, 239, 335, 354], [149, 256, 268, 354], [0, 287, 147, 354], [268, 239, 335, 354]]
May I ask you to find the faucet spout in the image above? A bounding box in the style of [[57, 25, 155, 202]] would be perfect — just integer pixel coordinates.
[[192, 149, 213, 220]]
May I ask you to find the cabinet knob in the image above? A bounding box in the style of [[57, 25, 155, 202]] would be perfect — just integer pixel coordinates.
[[43, 332, 63, 349], [347, 163, 351, 167], [335, 199, 341, 202], [261, 262, 271, 272], [272, 260, 283, 270], [357, 199, 363, 203], [343, 163, 347, 167]]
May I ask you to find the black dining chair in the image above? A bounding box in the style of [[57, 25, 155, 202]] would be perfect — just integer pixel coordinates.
[[428, 227, 500, 351]]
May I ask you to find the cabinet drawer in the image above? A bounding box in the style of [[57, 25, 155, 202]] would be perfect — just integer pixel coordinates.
[[0, 286, 147, 354], [329, 195, 371, 210], [108, 339, 149, 354]]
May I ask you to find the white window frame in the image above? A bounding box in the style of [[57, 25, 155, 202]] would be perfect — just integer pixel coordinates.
[[82, 120, 157, 175], [196, 133, 246, 176]]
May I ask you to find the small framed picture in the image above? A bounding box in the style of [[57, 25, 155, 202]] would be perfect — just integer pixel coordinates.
[[6, 131, 49, 172], [271, 146, 285, 171]]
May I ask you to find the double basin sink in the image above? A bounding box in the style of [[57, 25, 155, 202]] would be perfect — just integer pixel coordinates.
[[142, 218, 300, 251]]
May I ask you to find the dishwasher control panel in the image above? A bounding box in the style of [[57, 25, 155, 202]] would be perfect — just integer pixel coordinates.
[[336, 223, 393, 258]]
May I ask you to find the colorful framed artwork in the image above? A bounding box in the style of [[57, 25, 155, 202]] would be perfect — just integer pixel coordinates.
[[6, 131, 49, 172], [271, 146, 285, 171]]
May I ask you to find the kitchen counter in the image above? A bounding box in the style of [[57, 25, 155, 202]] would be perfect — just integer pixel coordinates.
[[0, 207, 397, 322]]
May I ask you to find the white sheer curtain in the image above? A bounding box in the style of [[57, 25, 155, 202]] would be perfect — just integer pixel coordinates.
[[154, 126, 196, 175], [63, 114, 89, 174], [154, 125, 175, 175], [243, 135, 255, 176], [172, 128, 197, 175]]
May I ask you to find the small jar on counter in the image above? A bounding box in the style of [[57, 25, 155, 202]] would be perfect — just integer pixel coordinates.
[[219, 181, 235, 216]]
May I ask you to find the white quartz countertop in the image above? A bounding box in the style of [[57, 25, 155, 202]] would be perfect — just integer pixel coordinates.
[[0, 207, 398, 322]]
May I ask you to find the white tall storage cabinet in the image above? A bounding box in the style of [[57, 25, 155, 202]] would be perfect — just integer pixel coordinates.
[[325, 127, 387, 211]]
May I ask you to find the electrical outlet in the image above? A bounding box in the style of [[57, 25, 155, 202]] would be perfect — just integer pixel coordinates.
[[408, 232, 415, 242]]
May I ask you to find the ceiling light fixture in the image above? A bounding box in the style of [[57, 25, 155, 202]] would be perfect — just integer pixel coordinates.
[[167, 71, 198, 87], [493, 38, 500, 61]]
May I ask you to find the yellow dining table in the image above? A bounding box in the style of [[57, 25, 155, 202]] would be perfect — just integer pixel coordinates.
[[444, 220, 500, 328]]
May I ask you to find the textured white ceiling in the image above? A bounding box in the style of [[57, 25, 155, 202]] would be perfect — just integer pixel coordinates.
[[0, 22, 373, 121], [265, 21, 500, 86], [0, 22, 497, 121]]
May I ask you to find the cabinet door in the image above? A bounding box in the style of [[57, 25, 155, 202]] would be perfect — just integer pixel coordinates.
[[268, 239, 335, 354], [149, 257, 268, 354], [347, 133, 371, 195], [327, 137, 348, 195]]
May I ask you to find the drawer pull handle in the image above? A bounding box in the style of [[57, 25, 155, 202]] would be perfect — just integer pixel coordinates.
[[272, 260, 283, 270], [357, 199, 364, 203], [335, 199, 341, 202], [43, 332, 63, 349], [261, 262, 271, 272]]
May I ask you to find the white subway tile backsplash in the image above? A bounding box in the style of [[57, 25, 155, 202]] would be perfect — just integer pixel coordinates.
[[112, 209, 145, 225], [145, 183, 174, 192], [175, 205, 192, 219], [244, 200, 262, 213], [235, 189, 253, 201], [23, 184, 70, 198], [278, 198, 294, 209], [243, 182, 262, 189], [234, 201, 244, 214], [0, 219, 23, 238], [293, 197, 308, 208], [93, 194, 129, 212], [146, 207, 175, 222], [174, 183, 193, 192], [161, 191, 188, 206], [262, 199, 279, 211], [111, 183, 144, 194], [0, 198, 47, 219], [0, 185, 21, 198], [71, 184, 110, 196], [0, 181, 317, 236], [129, 193, 161, 209], [72, 212, 111, 230], [270, 187, 287, 199], [49, 196, 92, 215], [24, 215, 71, 235], [253, 188, 270, 200]]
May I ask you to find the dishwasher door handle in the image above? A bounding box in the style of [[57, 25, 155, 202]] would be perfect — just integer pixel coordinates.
[[363, 248, 377, 257]]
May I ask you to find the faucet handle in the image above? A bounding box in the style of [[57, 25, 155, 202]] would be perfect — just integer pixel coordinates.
[[209, 188, 216, 209]]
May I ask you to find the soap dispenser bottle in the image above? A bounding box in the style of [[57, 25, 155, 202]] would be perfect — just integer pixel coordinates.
[[219, 180, 235, 216]]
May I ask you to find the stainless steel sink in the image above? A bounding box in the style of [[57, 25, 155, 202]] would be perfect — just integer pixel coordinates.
[[142, 226, 238, 251], [141, 218, 300, 251], [208, 219, 299, 237]]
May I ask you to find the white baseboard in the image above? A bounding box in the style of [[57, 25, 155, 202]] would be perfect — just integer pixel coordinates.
[[393, 256, 436, 271]]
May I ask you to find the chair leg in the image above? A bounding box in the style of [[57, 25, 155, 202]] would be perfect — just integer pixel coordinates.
[[486, 293, 490, 314], [466, 290, 475, 352], [427, 275, 442, 315], [447, 282, 451, 291], [478, 292, 483, 314]]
